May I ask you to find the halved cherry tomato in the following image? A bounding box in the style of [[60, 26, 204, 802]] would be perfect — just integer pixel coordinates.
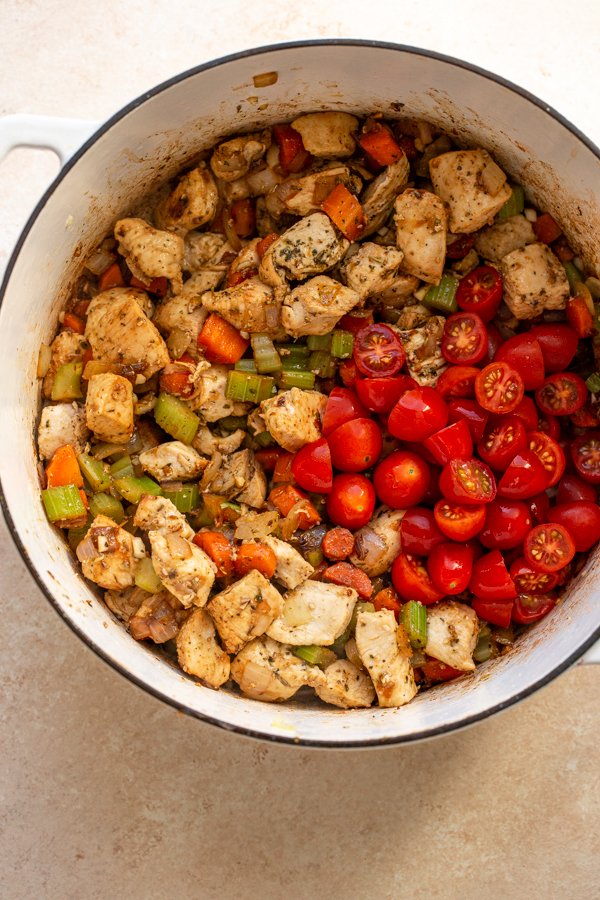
[[446, 233, 475, 260], [566, 294, 595, 338], [373, 451, 431, 509], [439, 458, 497, 505], [291, 438, 333, 493], [479, 499, 532, 550], [510, 396, 539, 432], [571, 402, 600, 429], [436, 365, 479, 399], [427, 542, 474, 595], [353, 323, 405, 377], [388, 387, 448, 441], [455, 265, 503, 322], [527, 492, 551, 525], [326, 474, 376, 530], [497, 450, 549, 499], [512, 592, 556, 624], [324, 561, 373, 599], [400, 507, 445, 555], [322, 386, 369, 437], [571, 432, 600, 484], [475, 362, 524, 415], [527, 431, 565, 487], [423, 420, 473, 466], [355, 375, 416, 414], [548, 501, 600, 552], [476, 416, 527, 471], [524, 523, 575, 573], [322, 527, 355, 561], [494, 334, 545, 390], [372, 587, 402, 616], [469, 550, 517, 602], [536, 413, 560, 440], [509, 557, 559, 594], [535, 372, 587, 416], [433, 500, 486, 541], [338, 312, 374, 336], [447, 399, 489, 442], [485, 324, 503, 364], [441, 312, 487, 365], [533, 212, 562, 244], [327, 418, 383, 473], [471, 597, 514, 629], [420, 660, 464, 683], [528, 324, 578, 373], [391, 552, 444, 605], [556, 472, 597, 504]]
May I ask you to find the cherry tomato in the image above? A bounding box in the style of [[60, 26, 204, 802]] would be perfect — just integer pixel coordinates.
[[427, 542, 474, 595], [512, 592, 556, 625], [524, 523, 575, 573], [439, 458, 497, 505], [291, 438, 333, 494], [327, 418, 383, 473], [433, 500, 486, 541], [441, 312, 487, 365], [571, 402, 600, 429], [548, 501, 600, 552], [556, 473, 597, 504], [322, 387, 369, 437], [254, 447, 283, 473], [535, 372, 587, 417], [423, 420, 473, 466], [494, 333, 545, 390], [400, 507, 445, 555], [497, 450, 549, 499], [528, 324, 579, 373], [391, 552, 444, 605], [419, 660, 464, 683], [353, 323, 405, 377], [509, 557, 559, 594], [527, 431, 565, 487], [447, 399, 489, 442], [373, 451, 431, 509], [355, 374, 416, 414], [479, 499, 532, 550], [469, 549, 517, 602], [536, 413, 560, 440], [388, 387, 449, 441], [475, 362, 524, 415], [456, 265, 503, 322], [485, 324, 503, 364], [436, 365, 479, 399], [527, 492, 551, 525], [326, 474, 376, 530], [571, 432, 600, 484], [339, 359, 358, 387], [476, 416, 527, 471], [338, 312, 374, 336], [510, 396, 539, 432], [471, 597, 514, 629], [446, 233, 475, 260]]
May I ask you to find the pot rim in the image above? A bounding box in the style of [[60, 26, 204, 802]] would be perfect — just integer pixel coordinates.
[[2, 38, 600, 748]]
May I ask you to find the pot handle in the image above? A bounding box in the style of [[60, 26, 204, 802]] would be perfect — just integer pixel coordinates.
[[580, 639, 600, 665], [0, 114, 99, 165]]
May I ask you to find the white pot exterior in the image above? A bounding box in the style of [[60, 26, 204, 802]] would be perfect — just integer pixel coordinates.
[[1, 41, 599, 747]]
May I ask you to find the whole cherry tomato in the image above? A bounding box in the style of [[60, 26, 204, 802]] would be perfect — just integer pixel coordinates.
[[373, 451, 431, 508], [436, 365, 479, 399], [327, 418, 383, 472], [497, 450, 549, 499], [439, 458, 497, 505], [400, 507, 445, 555], [524, 523, 576, 573], [527, 431, 565, 487], [475, 362, 524, 415], [494, 333, 545, 390], [326, 474, 376, 530], [535, 372, 587, 416], [419, 660, 464, 683], [556, 473, 597, 504], [548, 501, 600, 552], [322, 387, 369, 436], [512, 592, 556, 625], [447, 399, 489, 442], [291, 438, 333, 493], [391, 552, 444, 605], [455, 265, 503, 322], [423, 420, 473, 466], [476, 416, 527, 471], [433, 500, 487, 541], [471, 597, 514, 629], [353, 323, 406, 377], [427, 541, 474, 595], [571, 432, 600, 483], [388, 387, 449, 441], [441, 312, 487, 365], [355, 374, 416, 414], [528, 324, 579, 373], [469, 550, 517, 602], [478, 499, 532, 550], [509, 557, 559, 594]]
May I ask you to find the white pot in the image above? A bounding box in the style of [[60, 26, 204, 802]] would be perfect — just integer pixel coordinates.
[[1, 41, 599, 747]]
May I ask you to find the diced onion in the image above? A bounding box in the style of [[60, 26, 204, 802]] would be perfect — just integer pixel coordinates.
[[524, 207, 538, 222], [37, 344, 52, 378], [234, 510, 280, 541], [75, 535, 97, 561], [352, 526, 386, 568], [165, 532, 193, 560], [200, 451, 222, 490], [167, 328, 190, 360], [85, 248, 115, 276], [246, 165, 283, 196]]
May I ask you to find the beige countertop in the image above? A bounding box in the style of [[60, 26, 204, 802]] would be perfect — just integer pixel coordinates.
[[1, 2, 598, 897]]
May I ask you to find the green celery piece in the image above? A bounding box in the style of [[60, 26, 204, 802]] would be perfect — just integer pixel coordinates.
[[218, 415, 247, 432], [134, 557, 163, 594], [278, 370, 316, 390], [114, 476, 163, 504], [51, 362, 83, 401], [307, 333, 332, 351], [331, 330, 354, 359], [277, 343, 310, 359], [234, 358, 258, 373], [401, 600, 427, 650], [329, 624, 352, 656], [67, 520, 90, 551], [292, 646, 337, 668], [42, 484, 86, 524], [306, 548, 323, 568], [586, 374, 600, 393], [423, 274, 459, 313], [109, 454, 134, 479], [251, 333, 282, 374], [309, 350, 335, 378], [497, 184, 525, 219], [163, 483, 201, 513], [473, 633, 494, 663], [254, 431, 274, 447], [349, 600, 376, 632], [225, 371, 275, 403], [564, 261, 583, 296], [77, 452, 111, 492], [154, 392, 200, 444], [89, 492, 126, 523]]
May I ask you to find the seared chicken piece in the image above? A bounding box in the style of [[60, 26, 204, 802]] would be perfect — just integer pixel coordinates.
[[208, 449, 267, 508], [267, 581, 357, 646], [149, 530, 216, 608], [226, 238, 261, 285], [138, 441, 207, 482], [85, 373, 134, 444], [393, 303, 431, 329], [291, 112, 358, 157], [355, 609, 417, 708], [85, 289, 170, 380], [350, 507, 405, 577], [425, 600, 479, 672], [76, 514, 140, 591], [37, 402, 89, 460], [193, 425, 246, 456], [500, 242, 570, 319], [114, 218, 184, 292], [155, 163, 219, 233], [269, 165, 358, 218], [340, 243, 405, 301], [315, 659, 376, 709], [259, 213, 349, 288], [201, 277, 281, 335], [282, 276, 360, 337], [133, 493, 195, 541], [207, 569, 283, 654], [396, 315, 447, 386], [394, 189, 448, 284], [189, 364, 243, 422], [176, 608, 231, 688], [183, 231, 236, 284], [361, 156, 410, 237], [42, 331, 88, 399], [474, 214, 535, 263], [429, 149, 512, 234], [210, 130, 271, 182], [153, 289, 208, 350], [104, 586, 144, 622], [375, 274, 421, 308], [129, 591, 188, 644], [260, 388, 326, 452], [263, 535, 314, 590], [236, 457, 268, 508], [231, 635, 326, 701]]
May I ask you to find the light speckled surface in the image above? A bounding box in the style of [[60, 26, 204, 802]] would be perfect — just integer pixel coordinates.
[[0, 2, 599, 897]]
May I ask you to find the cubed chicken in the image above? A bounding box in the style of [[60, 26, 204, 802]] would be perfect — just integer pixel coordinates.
[[355, 609, 417, 708], [129, 591, 188, 644], [149, 530, 216, 608], [361, 156, 410, 237], [396, 315, 447, 386], [225, 238, 261, 286], [425, 600, 479, 672], [500, 242, 570, 319], [263, 535, 314, 590], [260, 388, 326, 452], [259, 213, 349, 288], [76, 514, 139, 591], [85, 288, 170, 380], [231, 635, 326, 702], [42, 331, 89, 399], [85, 373, 134, 444], [201, 277, 281, 334], [208, 449, 267, 508], [394, 303, 431, 329], [183, 231, 234, 277], [207, 569, 283, 654], [114, 218, 184, 292], [394, 189, 448, 284], [281, 276, 360, 337], [193, 425, 246, 456], [267, 165, 358, 218], [375, 274, 421, 309], [188, 364, 242, 422], [340, 243, 405, 301], [104, 586, 145, 622], [133, 493, 195, 540], [350, 507, 405, 577], [153, 290, 208, 350], [155, 163, 219, 233], [210, 130, 271, 182], [138, 441, 207, 482], [429, 149, 512, 234], [37, 402, 89, 460], [474, 214, 535, 263], [315, 659, 376, 709], [176, 608, 231, 688], [290, 112, 358, 157], [267, 581, 357, 646]]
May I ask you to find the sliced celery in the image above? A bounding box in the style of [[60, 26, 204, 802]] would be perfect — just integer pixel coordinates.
[[564, 261, 583, 295], [401, 600, 427, 650], [292, 645, 337, 667], [497, 184, 525, 220], [307, 333, 332, 351], [114, 476, 163, 504], [251, 333, 282, 374], [78, 452, 111, 492], [278, 370, 316, 390], [51, 362, 83, 401], [254, 431, 274, 447], [225, 371, 275, 403], [163, 483, 200, 513], [306, 548, 323, 567], [154, 392, 200, 444], [309, 350, 335, 378], [331, 330, 354, 359], [135, 557, 163, 593], [423, 275, 459, 313], [473, 633, 494, 663], [109, 455, 134, 479], [329, 625, 352, 656], [349, 600, 376, 632], [277, 343, 310, 359], [234, 358, 258, 373], [68, 520, 90, 550], [89, 492, 126, 523], [586, 373, 600, 393], [218, 415, 247, 432], [42, 485, 86, 524]]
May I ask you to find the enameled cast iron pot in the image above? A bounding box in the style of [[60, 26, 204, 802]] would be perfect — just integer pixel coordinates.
[[1, 41, 599, 747]]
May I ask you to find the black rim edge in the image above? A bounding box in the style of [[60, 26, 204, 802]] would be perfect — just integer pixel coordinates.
[[2, 38, 600, 749]]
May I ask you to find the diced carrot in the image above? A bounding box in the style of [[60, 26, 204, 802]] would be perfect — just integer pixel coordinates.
[[234, 542, 277, 579], [338, 359, 358, 387], [392, 131, 418, 161], [268, 484, 320, 530], [46, 444, 84, 489], [322, 527, 355, 561], [256, 233, 279, 259], [358, 124, 404, 167], [321, 183, 366, 241], [323, 561, 373, 599], [62, 312, 86, 335], [273, 124, 312, 174], [198, 313, 249, 364], [373, 587, 401, 616], [130, 275, 169, 297], [230, 198, 256, 238], [72, 300, 91, 318], [226, 267, 257, 288], [193, 531, 234, 577], [159, 364, 194, 397], [272, 452, 295, 484], [98, 261, 124, 291], [420, 660, 463, 683], [254, 448, 284, 473], [566, 295, 595, 338], [82, 346, 94, 368], [551, 235, 575, 262], [533, 213, 562, 244]]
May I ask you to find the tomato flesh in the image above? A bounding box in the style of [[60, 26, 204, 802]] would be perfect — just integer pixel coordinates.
[[441, 312, 487, 365], [427, 542, 474, 595], [436, 365, 479, 399], [479, 499, 532, 550], [509, 558, 559, 595], [527, 431, 565, 487], [391, 552, 444, 605], [476, 416, 527, 471], [497, 450, 549, 499], [353, 323, 405, 377], [456, 265, 503, 322], [524, 523, 576, 573], [423, 420, 473, 466], [512, 593, 556, 625], [510, 396, 539, 432], [548, 501, 600, 552], [291, 438, 333, 494], [556, 473, 597, 504], [355, 374, 416, 414], [388, 387, 449, 441], [475, 362, 524, 415], [400, 507, 446, 555], [326, 474, 376, 530], [571, 432, 600, 484], [433, 500, 486, 541], [471, 597, 514, 629], [327, 418, 383, 473], [469, 550, 517, 602], [494, 333, 545, 390], [322, 387, 369, 437], [535, 372, 587, 416], [373, 451, 431, 509], [439, 458, 497, 505]]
